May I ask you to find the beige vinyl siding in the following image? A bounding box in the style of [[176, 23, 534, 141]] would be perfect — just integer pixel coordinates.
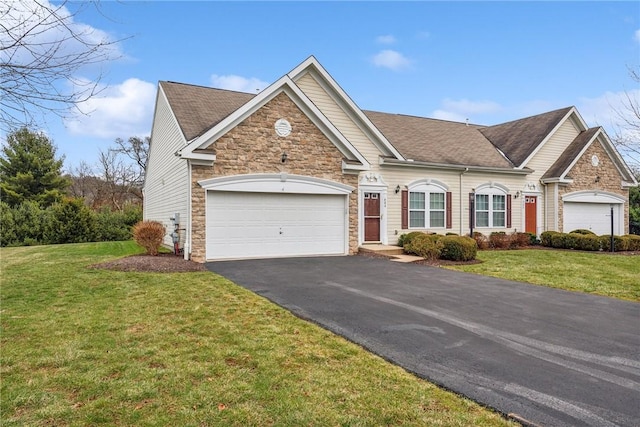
[[143, 90, 189, 247], [524, 118, 580, 234], [381, 167, 526, 243], [295, 73, 383, 169]]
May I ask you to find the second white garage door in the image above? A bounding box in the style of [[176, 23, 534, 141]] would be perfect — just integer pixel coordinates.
[[206, 191, 347, 260], [563, 202, 622, 235]]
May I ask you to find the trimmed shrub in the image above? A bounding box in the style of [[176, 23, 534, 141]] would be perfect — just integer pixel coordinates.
[[569, 229, 596, 235], [445, 232, 459, 236], [599, 235, 625, 252], [400, 231, 428, 248], [404, 233, 443, 260], [489, 232, 510, 249], [540, 231, 560, 247], [471, 232, 488, 250], [525, 232, 538, 245], [550, 233, 567, 249], [575, 234, 601, 251], [440, 236, 477, 261], [623, 235, 640, 251], [133, 220, 166, 256]]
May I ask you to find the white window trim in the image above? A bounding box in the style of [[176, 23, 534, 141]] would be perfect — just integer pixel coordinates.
[[475, 187, 507, 228], [407, 181, 448, 229]]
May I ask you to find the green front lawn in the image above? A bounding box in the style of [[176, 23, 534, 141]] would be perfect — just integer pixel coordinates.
[[1, 242, 515, 426], [447, 249, 640, 301]]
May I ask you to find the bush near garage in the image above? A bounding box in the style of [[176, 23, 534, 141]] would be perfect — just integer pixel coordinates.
[[132, 220, 166, 256], [439, 235, 478, 261], [539, 231, 640, 252], [404, 233, 444, 260]]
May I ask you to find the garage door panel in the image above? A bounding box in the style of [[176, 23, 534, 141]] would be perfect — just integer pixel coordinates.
[[564, 202, 622, 235], [207, 192, 346, 260]]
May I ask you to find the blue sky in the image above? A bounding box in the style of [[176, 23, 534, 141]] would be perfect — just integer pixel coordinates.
[[5, 1, 640, 170]]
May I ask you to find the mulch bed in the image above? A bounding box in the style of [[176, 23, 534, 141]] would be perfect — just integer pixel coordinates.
[[89, 253, 208, 273]]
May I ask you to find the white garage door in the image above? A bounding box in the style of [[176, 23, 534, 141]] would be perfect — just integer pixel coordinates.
[[564, 202, 622, 235], [207, 191, 347, 260]]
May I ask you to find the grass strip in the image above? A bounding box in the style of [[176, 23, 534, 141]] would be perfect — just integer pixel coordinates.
[[1, 242, 515, 426]]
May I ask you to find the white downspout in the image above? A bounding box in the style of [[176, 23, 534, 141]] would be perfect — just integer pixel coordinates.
[[184, 160, 192, 260], [459, 167, 469, 235]]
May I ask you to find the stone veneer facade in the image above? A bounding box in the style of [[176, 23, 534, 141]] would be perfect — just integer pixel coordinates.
[[189, 92, 359, 262], [558, 140, 629, 233]]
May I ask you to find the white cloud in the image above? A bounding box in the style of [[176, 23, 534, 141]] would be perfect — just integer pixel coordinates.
[[376, 35, 396, 45], [371, 50, 412, 71], [66, 78, 156, 138], [634, 29, 640, 44], [210, 74, 269, 93], [578, 89, 640, 134], [432, 98, 502, 123], [0, 0, 122, 67]]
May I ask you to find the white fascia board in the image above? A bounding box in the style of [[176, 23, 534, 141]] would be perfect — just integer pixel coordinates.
[[380, 157, 533, 175], [518, 107, 582, 169], [288, 56, 405, 161], [596, 130, 638, 184], [540, 177, 573, 184], [181, 74, 369, 170]]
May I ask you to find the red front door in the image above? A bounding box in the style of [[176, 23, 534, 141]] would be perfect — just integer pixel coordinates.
[[525, 196, 537, 234], [364, 192, 381, 241]]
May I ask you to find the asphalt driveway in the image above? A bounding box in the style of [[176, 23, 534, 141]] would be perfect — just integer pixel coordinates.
[[206, 256, 640, 427]]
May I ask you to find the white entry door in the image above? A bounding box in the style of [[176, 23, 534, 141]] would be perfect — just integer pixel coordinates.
[[206, 191, 347, 260]]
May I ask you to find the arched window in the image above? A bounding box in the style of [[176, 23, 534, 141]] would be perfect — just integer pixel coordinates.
[[474, 184, 510, 228], [407, 180, 449, 229]]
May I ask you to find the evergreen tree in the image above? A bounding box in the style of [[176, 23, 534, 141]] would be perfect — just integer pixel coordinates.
[[0, 128, 70, 207]]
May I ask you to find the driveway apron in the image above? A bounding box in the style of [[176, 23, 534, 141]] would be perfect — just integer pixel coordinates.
[[206, 256, 640, 427]]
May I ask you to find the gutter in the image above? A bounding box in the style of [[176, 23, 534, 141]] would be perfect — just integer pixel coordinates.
[[379, 157, 533, 175]]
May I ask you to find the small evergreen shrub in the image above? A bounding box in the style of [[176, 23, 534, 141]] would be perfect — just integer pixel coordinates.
[[525, 232, 538, 245], [606, 235, 622, 252], [445, 232, 459, 236], [540, 231, 560, 247], [404, 233, 443, 260], [550, 233, 567, 249], [575, 234, 601, 251], [401, 231, 428, 248], [623, 235, 640, 251], [133, 221, 166, 256], [489, 232, 510, 249], [599, 235, 625, 252], [440, 236, 477, 261], [569, 229, 596, 235]]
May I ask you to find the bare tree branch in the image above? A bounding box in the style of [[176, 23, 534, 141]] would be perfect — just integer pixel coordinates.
[[0, 0, 125, 132], [610, 66, 640, 170]]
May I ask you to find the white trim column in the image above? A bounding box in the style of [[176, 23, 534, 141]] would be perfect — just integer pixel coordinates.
[[358, 172, 388, 245]]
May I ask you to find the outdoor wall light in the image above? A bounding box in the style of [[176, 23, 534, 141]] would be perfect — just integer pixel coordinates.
[[514, 191, 520, 199], [281, 152, 288, 163], [395, 185, 401, 194], [595, 175, 600, 183]]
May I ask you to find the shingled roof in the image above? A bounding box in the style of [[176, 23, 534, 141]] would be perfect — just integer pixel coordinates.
[[363, 111, 513, 168], [159, 80, 577, 170], [479, 107, 573, 167], [542, 127, 600, 180], [160, 81, 255, 141]]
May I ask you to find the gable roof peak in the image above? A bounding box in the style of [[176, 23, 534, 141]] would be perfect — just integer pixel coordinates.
[[479, 106, 576, 167]]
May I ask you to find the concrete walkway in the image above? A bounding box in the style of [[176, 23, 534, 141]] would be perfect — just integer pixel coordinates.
[[206, 256, 640, 427]]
